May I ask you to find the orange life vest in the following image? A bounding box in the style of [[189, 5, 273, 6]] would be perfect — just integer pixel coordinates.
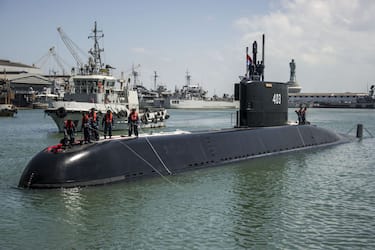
[[130, 112, 138, 121], [106, 113, 113, 123], [64, 120, 74, 129], [82, 114, 89, 123], [89, 111, 97, 122]]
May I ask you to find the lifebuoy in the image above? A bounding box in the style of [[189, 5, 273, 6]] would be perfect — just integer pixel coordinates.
[[56, 107, 67, 118]]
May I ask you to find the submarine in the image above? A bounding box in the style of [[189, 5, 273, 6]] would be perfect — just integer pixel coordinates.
[[19, 35, 351, 189]]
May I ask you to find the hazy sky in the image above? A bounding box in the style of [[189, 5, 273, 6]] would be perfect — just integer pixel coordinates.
[[1, 0, 375, 95]]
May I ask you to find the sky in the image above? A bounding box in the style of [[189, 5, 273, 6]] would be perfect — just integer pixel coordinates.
[[1, 0, 375, 95]]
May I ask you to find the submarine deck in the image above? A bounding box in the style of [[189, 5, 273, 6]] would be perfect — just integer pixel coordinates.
[[19, 124, 352, 188]]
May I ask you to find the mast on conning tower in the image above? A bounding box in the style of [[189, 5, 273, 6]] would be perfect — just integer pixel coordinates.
[[245, 34, 265, 81]]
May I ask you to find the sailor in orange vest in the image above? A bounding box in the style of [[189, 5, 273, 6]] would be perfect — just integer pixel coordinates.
[[81, 112, 91, 143], [102, 110, 114, 139], [128, 108, 139, 137], [89, 108, 99, 140], [63, 119, 76, 145]]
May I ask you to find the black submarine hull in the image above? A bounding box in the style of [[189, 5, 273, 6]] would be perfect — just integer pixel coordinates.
[[19, 125, 349, 188]]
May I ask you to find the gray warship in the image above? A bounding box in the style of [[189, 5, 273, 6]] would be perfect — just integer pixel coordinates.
[[18, 34, 351, 188]]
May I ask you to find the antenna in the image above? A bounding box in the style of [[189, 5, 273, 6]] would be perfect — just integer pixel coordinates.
[[88, 21, 104, 73], [246, 47, 249, 78], [153, 71, 159, 90], [262, 34, 265, 81], [186, 70, 191, 85]]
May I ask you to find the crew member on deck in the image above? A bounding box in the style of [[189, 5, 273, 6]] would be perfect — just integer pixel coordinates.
[[63, 119, 76, 145], [102, 110, 114, 139], [81, 112, 91, 143], [301, 107, 307, 125], [128, 108, 139, 137], [295, 107, 303, 125], [89, 108, 99, 140]]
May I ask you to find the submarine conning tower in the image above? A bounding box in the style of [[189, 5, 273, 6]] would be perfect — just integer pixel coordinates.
[[234, 34, 288, 128]]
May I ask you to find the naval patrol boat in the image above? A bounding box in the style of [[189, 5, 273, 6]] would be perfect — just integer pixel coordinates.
[[19, 34, 351, 189], [45, 22, 169, 132]]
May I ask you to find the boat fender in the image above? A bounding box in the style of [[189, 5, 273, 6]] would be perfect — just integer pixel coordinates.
[[159, 116, 164, 122], [165, 114, 170, 119], [56, 107, 67, 118], [146, 112, 150, 118]]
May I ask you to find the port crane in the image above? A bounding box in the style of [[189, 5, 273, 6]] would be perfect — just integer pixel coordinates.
[[34, 46, 69, 75], [57, 26, 88, 71]]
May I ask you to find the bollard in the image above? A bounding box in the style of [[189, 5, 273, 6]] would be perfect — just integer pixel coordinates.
[[356, 124, 363, 138]]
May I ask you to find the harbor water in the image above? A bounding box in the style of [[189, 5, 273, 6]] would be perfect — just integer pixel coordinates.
[[1, 109, 375, 249]]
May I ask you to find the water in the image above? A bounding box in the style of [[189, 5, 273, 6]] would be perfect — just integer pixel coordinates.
[[1, 109, 375, 249]]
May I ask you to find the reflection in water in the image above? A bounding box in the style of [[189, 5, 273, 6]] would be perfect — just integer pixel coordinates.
[[61, 188, 87, 227], [226, 155, 293, 248]]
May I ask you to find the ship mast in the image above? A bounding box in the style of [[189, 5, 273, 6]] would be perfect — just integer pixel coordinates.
[[88, 21, 104, 73], [185, 70, 191, 85], [153, 71, 158, 90]]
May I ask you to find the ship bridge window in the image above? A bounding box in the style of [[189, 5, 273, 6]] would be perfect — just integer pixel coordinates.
[[107, 81, 115, 87]]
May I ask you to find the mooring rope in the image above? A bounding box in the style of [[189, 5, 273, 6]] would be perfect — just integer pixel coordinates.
[[346, 124, 374, 138], [144, 136, 172, 175], [115, 139, 179, 188], [346, 126, 355, 135], [364, 127, 374, 138], [137, 125, 172, 175]]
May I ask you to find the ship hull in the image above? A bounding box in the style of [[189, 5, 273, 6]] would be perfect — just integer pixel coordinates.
[[313, 102, 375, 109], [19, 124, 350, 188], [169, 99, 239, 109], [45, 101, 168, 132], [0, 104, 17, 117]]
